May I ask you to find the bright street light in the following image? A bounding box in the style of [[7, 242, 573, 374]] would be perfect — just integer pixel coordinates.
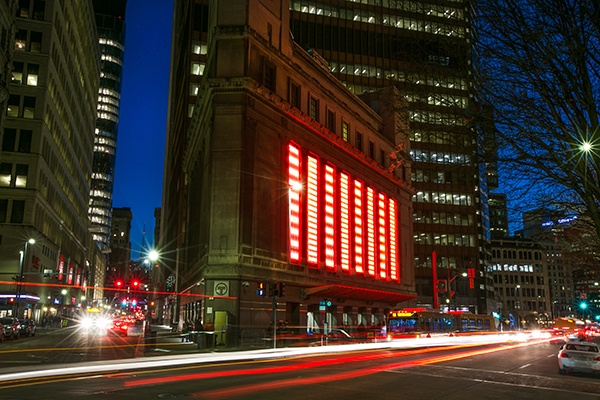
[[14, 238, 35, 318], [147, 248, 180, 329], [148, 250, 159, 262], [581, 141, 592, 153]]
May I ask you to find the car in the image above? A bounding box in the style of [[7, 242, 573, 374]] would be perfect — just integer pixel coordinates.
[[18, 319, 36, 337], [0, 318, 20, 340], [110, 317, 135, 335], [0, 323, 4, 342], [558, 341, 600, 375], [538, 328, 567, 344], [77, 314, 111, 336], [126, 319, 145, 337]]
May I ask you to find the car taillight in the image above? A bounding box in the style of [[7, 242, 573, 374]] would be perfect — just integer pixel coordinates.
[[560, 353, 572, 358], [593, 356, 600, 362]]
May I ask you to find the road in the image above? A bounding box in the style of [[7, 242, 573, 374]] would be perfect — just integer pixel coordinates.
[[0, 330, 599, 400], [0, 324, 206, 368]]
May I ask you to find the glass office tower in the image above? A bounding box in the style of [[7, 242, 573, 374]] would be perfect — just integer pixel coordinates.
[[289, 1, 491, 312], [89, 0, 128, 248]]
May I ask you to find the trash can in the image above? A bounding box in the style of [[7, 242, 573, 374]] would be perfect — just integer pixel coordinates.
[[205, 332, 215, 349]]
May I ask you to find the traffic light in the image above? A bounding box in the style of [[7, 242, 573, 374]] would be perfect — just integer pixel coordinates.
[[150, 301, 155, 307], [436, 279, 447, 293], [580, 301, 588, 310], [257, 282, 265, 296], [278, 282, 286, 297], [115, 279, 123, 288], [269, 283, 277, 297], [132, 280, 140, 289]]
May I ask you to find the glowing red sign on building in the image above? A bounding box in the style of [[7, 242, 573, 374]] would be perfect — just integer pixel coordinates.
[[288, 144, 302, 262], [354, 179, 365, 275], [286, 143, 401, 281], [307, 156, 319, 265], [366, 187, 376, 277], [340, 173, 350, 272], [325, 165, 336, 270], [378, 193, 388, 280], [389, 199, 399, 281]]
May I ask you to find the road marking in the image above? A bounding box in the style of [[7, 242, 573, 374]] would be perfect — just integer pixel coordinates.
[[519, 363, 531, 369]]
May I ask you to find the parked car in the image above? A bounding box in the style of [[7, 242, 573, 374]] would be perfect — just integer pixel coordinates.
[[558, 340, 600, 375], [0, 318, 20, 340], [0, 323, 4, 342], [126, 319, 145, 337], [18, 319, 36, 337]]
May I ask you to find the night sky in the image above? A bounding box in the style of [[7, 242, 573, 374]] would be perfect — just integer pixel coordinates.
[[112, 0, 174, 258]]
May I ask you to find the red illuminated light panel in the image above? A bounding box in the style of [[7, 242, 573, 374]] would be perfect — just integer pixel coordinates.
[[340, 173, 350, 272], [378, 193, 387, 280], [324, 165, 336, 270], [307, 156, 319, 265], [354, 179, 364, 274], [366, 187, 376, 277], [389, 199, 399, 281], [288, 144, 301, 262]]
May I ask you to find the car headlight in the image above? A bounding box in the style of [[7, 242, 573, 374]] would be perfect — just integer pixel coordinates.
[[80, 318, 94, 329], [96, 318, 110, 329]]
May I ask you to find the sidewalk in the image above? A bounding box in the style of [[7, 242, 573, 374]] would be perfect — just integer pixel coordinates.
[[142, 325, 222, 355]]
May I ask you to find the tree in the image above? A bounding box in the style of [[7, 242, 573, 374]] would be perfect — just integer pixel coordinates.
[[474, 0, 600, 238]]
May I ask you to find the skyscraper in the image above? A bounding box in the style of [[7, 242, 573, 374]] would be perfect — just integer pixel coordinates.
[[90, 0, 128, 248], [288, 1, 492, 312], [0, 0, 100, 319], [109, 207, 132, 280], [0, 1, 18, 133]]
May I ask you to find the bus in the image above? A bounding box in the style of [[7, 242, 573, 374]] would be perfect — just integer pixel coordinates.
[[386, 308, 496, 339]]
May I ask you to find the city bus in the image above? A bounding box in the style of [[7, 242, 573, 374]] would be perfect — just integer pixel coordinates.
[[386, 308, 496, 339]]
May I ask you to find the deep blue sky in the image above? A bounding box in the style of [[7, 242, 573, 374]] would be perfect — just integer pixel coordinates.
[[112, 0, 174, 259]]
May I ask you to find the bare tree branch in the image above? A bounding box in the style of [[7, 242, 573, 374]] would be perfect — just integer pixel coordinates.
[[474, 0, 600, 237]]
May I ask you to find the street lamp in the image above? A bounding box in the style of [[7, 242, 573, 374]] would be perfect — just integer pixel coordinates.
[[447, 272, 467, 311], [515, 285, 521, 331], [148, 249, 181, 330], [14, 238, 35, 318], [580, 141, 592, 153]]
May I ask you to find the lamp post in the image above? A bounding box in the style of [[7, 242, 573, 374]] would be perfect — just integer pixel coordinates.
[[515, 284, 521, 331], [148, 249, 180, 330], [447, 271, 467, 311], [14, 238, 35, 318]]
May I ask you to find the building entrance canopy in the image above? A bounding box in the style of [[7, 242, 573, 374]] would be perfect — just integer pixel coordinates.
[[304, 284, 416, 305]]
